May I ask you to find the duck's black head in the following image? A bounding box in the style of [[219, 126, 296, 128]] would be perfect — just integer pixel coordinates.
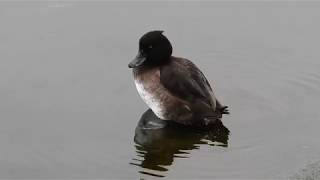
[[129, 30, 172, 68]]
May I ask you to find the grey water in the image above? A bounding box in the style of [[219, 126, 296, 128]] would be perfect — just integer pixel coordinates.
[[0, 1, 320, 179]]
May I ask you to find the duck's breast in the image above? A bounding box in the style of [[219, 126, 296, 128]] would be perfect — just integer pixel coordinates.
[[134, 67, 169, 120], [133, 66, 193, 122]]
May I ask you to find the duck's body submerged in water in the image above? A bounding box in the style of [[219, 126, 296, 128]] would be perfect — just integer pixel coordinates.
[[129, 31, 229, 127]]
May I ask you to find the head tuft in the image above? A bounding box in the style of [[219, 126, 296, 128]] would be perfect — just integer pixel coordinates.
[[138, 30, 172, 65]]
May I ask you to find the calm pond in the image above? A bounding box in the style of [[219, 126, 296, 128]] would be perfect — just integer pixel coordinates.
[[0, 2, 320, 179]]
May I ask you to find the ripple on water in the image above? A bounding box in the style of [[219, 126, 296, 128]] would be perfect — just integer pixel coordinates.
[[302, 72, 320, 88], [291, 161, 320, 180], [284, 70, 320, 95]]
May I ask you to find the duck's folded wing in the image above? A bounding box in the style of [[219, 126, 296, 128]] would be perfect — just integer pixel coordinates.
[[160, 59, 216, 109]]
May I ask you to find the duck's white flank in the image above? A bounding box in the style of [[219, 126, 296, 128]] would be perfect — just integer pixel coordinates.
[[134, 79, 168, 120]]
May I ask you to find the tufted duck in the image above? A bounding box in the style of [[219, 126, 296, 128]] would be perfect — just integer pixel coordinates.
[[129, 31, 229, 127]]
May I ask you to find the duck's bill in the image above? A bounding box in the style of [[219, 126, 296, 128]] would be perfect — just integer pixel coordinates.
[[128, 52, 146, 68]]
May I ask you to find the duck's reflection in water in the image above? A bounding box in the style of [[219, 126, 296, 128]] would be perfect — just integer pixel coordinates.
[[130, 109, 230, 178]]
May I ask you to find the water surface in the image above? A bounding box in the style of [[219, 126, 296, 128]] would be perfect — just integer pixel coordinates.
[[0, 2, 320, 179]]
